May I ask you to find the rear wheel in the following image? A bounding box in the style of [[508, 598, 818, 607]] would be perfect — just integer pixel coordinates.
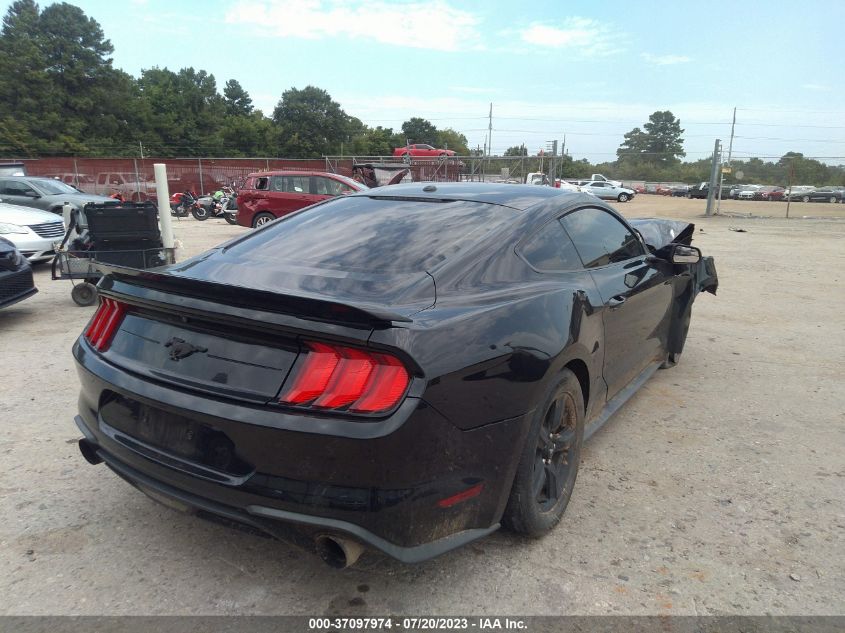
[[252, 212, 275, 228], [617, 193, 630, 202], [802, 195, 810, 202], [503, 368, 584, 536], [224, 212, 238, 225], [830, 196, 837, 203], [191, 205, 209, 221]]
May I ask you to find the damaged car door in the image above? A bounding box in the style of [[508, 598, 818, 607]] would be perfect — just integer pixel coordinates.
[[561, 206, 674, 399]]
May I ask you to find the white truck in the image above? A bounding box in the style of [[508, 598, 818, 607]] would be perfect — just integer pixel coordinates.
[[567, 173, 622, 188]]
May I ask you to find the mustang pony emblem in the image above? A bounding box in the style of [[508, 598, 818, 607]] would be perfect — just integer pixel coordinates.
[[164, 337, 207, 361]]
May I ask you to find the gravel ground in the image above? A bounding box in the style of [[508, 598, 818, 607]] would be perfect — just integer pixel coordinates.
[[1, 195, 843, 616]]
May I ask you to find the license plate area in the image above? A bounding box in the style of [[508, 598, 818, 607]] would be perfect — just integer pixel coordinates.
[[99, 392, 254, 483]]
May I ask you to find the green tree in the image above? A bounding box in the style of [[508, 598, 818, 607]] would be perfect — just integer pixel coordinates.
[[504, 145, 528, 156], [436, 128, 469, 154], [617, 111, 685, 167], [272, 86, 348, 157], [223, 79, 253, 116], [400, 117, 438, 145]]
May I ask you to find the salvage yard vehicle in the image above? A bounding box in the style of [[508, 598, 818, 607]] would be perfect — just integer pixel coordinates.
[[393, 144, 456, 157], [798, 186, 844, 203], [0, 200, 65, 262], [579, 180, 636, 202], [0, 176, 114, 215], [71, 183, 717, 568], [0, 236, 37, 308], [236, 170, 368, 228]]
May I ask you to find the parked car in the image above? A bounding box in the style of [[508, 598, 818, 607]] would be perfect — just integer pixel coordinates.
[[0, 236, 37, 308], [393, 144, 456, 157], [783, 186, 817, 201], [92, 172, 157, 201], [0, 176, 114, 215], [686, 182, 732, 199], [0, 201, 66, 261], [43, 173, 97, 190], [798, 187, 844, 203], [70, 182, 717, 567], [755, 186, 785, 201], [670, 185, 689, 197], [736, 186, 761, 200], [0, 162, 26, 177], [236, 171, 368, 228], [579, 181, 636, 202]]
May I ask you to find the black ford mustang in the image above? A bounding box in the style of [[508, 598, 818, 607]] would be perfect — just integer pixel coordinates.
[[72, 183, 717, 567]]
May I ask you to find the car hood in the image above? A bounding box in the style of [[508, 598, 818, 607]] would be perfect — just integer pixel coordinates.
[[43, 192, 115, 203], [0, 202, 63, 224], [158, 248, 437, 319], [628, 218, 694, 250]]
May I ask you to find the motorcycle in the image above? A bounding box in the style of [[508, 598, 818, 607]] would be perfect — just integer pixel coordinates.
[[169, 191, 198, 217], [193, 186, 237, 224]]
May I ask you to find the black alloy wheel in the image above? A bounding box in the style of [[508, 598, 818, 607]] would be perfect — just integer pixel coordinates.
[[503, 368, 585, 536], [533, 389, 579, 512]]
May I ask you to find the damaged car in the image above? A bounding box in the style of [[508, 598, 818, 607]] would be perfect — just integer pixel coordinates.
[[71, 183, 717, 567]]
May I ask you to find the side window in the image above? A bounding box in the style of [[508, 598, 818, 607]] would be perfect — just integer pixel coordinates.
[[255, 177, 270, 190], [0, 180, 7, 194], [518, 219, 583, 272], [561, 207, 645, 268], [6, 180, 36, 196], [314, 177, 349, 196]]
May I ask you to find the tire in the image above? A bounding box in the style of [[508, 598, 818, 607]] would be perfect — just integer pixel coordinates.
[[191, 206, 209, 221], [71, 282, 98, 307], [830, 196, 837, 204], [252, 212, 275, 228], [617, 193, 630, 202], [802, 195, 810, 203], [502, 368, 585, 537], [224, 212, 238, 225]]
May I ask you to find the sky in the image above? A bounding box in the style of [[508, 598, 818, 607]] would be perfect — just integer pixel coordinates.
[[10, 0, 845, 162]]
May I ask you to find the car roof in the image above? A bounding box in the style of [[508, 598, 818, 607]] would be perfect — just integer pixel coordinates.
[[346, 182, 583, 211], [245, 170, 344, 178]]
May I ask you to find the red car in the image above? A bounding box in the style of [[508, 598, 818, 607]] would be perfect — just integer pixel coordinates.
[[236, 171, 367, 228], [392, 144, 456, 157]]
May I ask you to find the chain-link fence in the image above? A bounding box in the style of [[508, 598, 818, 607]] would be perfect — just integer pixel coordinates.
[[12, 155, 688, 197]]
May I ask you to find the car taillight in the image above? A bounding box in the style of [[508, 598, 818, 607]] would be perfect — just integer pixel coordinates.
[[279, 341, 410, 414], [84, 298, 127, 351]]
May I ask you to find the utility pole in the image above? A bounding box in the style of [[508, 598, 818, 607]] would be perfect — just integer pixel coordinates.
[[706, 139, 722, 217], [487, 103, 493, 158], [716, 107, 737, 214]]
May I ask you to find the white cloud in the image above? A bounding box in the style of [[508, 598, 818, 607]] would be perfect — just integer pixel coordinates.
[[641, 53, 692, 66], [225, 0, 481, 51], [517, 17, 625, 56], [801, 83, 830, 92]]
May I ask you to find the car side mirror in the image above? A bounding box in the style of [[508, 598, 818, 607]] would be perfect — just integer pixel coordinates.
[[25, 191, 40, 198], [670, 244, 701, 264]]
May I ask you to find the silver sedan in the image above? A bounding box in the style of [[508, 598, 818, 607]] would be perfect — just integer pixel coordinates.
[[0, 201, 65, 262], [579, 181, 636, 202]]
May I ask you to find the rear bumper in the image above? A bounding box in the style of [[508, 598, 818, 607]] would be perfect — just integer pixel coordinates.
[[73, 340, 529, 562]]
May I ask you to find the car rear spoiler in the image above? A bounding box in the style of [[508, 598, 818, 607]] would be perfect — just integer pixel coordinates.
[[94, 263, 414, 326]]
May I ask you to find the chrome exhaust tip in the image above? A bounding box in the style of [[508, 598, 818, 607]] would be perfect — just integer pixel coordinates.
[[314, 534, 365, 569]]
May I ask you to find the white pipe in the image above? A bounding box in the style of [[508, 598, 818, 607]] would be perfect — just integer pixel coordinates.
[[153, 163, 174, 250]]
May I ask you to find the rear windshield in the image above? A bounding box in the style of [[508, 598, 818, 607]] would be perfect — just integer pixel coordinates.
[[224, 195, 514, 273]]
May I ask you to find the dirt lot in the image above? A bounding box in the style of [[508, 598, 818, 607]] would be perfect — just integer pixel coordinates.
[[1, 194, 843, 616]]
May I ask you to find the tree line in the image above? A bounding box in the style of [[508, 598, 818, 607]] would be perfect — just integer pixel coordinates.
[[0, 1, 469, 158], [1, 1, 842, 186]]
